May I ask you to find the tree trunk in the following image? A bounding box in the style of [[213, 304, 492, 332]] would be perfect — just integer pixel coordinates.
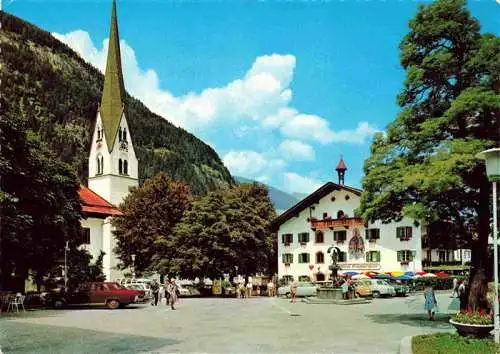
[[467, 182, 491, 311]]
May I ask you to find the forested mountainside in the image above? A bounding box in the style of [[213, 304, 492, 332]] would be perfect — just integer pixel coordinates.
[[1, 13, 234, 195]]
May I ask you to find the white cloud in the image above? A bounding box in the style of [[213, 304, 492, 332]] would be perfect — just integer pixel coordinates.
[[279, 140, 315, 161], [281, 116, 378, 144], [52, 30, 378, 145], [222, 150, 285, 180], [283, 172, 323, 194]]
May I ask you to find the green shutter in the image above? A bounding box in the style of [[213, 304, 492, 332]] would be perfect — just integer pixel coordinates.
[[376, 251, 381, 262], [282, 254, 286, 263], [306, 233, 310, 242], [365, 252, 369, 262], [397, 251, 402, 262], [282, 234, 285, 244]]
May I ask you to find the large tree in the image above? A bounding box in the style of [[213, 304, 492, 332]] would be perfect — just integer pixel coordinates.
[[358, 0, 499, 310], [112, 173, 193, 273], [168, 183, 276, 280], [0, 96, 83, 290]]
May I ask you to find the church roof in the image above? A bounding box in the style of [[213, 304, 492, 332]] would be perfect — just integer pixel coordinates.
[[79, 185, 122, 217], [100, 0, 126, 152], [269, 182, 362, 231]]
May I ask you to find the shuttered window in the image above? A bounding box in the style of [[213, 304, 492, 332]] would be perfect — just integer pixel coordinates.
[[298, 253, 310, 263]]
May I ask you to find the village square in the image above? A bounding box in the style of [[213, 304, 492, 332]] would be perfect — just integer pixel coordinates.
[[1, 0, 499, 353]]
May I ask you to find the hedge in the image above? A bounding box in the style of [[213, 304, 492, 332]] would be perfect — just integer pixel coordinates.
[[410, 276, 466, 291]]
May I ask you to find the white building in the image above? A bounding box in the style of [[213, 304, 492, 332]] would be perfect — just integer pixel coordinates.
[[78, 0, 138, 281], [272, 159, 423, 283]]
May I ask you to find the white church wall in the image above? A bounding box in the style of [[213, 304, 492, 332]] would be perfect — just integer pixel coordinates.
[[80, 217, 104, 260]]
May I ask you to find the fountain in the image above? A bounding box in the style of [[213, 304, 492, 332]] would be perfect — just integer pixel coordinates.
[[304, 245, 371, 305]]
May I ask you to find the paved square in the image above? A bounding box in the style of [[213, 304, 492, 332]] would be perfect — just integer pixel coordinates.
[[0, 293, 454, 353]]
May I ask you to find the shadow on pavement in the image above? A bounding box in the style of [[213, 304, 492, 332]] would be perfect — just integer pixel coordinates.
[[1, 321, 180, 354], [365, 313, 454, 330]]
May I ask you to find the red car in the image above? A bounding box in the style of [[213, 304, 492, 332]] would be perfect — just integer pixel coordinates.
[[49, 282, 144, 309]]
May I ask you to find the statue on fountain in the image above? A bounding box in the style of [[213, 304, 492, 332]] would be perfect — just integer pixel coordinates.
[[327, 246, 343, 288]]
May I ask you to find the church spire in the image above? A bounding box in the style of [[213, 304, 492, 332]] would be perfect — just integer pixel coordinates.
[[100, 0, 126, 152]]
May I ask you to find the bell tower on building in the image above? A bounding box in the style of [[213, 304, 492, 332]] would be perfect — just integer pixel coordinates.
[[335, 156, 347, 185], [88, 0, 138, 207]]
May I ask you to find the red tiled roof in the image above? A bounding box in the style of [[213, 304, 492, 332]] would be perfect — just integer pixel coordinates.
[[336, 158, 347, 171], [79, 185, 122, 217]]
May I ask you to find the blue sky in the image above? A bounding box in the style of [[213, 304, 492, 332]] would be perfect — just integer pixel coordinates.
[[7, 0, 499, 194]]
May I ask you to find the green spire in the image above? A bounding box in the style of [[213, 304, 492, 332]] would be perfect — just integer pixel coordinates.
[[100, 0, 126, 152]]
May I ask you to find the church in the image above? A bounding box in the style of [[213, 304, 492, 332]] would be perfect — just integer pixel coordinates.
[[271, 159, 423, 283], [78, 0, 138, 281]]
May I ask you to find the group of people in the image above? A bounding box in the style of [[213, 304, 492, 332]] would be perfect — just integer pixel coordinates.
[[150, 279, 179, 310], [237, 280, 276, 299]]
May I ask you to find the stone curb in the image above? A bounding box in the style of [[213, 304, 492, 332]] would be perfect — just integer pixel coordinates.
[[399, 335, 413, 354]]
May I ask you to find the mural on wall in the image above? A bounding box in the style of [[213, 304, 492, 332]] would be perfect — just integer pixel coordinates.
[[348, 228, 364, 259]]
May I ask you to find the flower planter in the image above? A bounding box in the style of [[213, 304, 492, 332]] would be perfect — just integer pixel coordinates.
[[449, 319, 494, 338]]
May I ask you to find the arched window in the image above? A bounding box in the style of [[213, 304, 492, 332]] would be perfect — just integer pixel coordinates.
[[123, 160, 128, 175], [123, 128, 127, 142], [96, 154, 103, 175], [119, 127, 123, 141], [97, 127, 100, 140], [100, 156, 104, 174], [337, 210, 345, 219], [118, 159, 123, 174], [316, 252, 324, 264]]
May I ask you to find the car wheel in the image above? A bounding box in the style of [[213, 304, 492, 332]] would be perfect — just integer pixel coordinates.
[[356, 292, 361, 298], [106, 299, 120, 309], [53, 299, 65, 309], [372, 291, 380, 298]]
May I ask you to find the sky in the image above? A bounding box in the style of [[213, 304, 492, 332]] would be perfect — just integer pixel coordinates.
[[6, 0, 499, 195]]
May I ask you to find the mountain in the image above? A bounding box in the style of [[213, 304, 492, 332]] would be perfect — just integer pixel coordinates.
[[1, 13, 234, 196], [234, 176, 299, 213], [292, 192, 309, 200]]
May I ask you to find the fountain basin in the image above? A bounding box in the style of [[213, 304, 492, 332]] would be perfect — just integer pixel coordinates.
[[317, 287, 344, 300]]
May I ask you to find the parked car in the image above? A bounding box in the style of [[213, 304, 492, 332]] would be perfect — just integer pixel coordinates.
[[126, 283, 152, 302], [183, 285, 201, 297], [361, 279, 396, 298], [387, 281, 409, 297], [278, 282, 317, 297], [46, 282, 144, 309], [352, 280, 373, 297]]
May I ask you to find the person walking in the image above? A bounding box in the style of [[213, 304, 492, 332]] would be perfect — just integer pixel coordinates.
[[159, 283, 166, 305], [167, 279, 178, 310], [458, 280, 467, 311], [151, 279, 160, 306], [246, 281, 253, 298], [424, 282, 438, 320], [290, 280, 298, 303], [451, 277, 458, 298], [267, 280, 274, 297]]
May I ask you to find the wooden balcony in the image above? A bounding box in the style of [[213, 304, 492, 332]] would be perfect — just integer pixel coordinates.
[[311, 217, 364, 230]]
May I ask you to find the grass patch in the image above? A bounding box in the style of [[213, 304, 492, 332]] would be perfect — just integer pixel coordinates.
[[412, 332, 500, 354]]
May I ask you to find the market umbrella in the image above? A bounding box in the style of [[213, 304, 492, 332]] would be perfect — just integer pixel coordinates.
[[390, 271, 404, 277], [421, 273, 437, 277], [364, 271, 379, 277], [342, 271, 359, 276], [395, 275, 413, 281], [435, 271, 450, 277], [373, 274, 394, 280], [404, 271, 416, 277], [352, 274, 369, 279], [416, 271, 427, 275]]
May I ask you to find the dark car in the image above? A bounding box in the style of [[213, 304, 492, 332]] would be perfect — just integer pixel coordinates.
[[44, 282, 144, 309]]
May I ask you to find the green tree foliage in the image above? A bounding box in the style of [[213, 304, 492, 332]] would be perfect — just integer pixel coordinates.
[[66, 250, 106, 289], [112, 173, 193, 273], [358, 0, 499, 310], [0, 97, 83, 290], [1, 13, 234, 196], [168, 183, 277, 280]]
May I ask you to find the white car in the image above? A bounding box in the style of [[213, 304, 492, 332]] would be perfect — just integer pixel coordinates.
[[277, 282, 317, 297], [360, 279, 396, 298], [176, 284, 191, 297], [127, 283, 152, 300]]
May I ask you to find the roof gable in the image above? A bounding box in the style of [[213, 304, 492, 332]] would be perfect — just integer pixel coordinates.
[[79, 185, 122, 217], [270, 182, 362, 230]]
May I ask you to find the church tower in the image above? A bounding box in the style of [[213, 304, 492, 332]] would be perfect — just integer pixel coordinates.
[[88, 0, 138, 206]]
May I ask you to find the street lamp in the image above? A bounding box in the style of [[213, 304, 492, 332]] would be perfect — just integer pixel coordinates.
[[131, 254, 136, 280], [477, 147, 500, 344], [64, 241, 69, 291]]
